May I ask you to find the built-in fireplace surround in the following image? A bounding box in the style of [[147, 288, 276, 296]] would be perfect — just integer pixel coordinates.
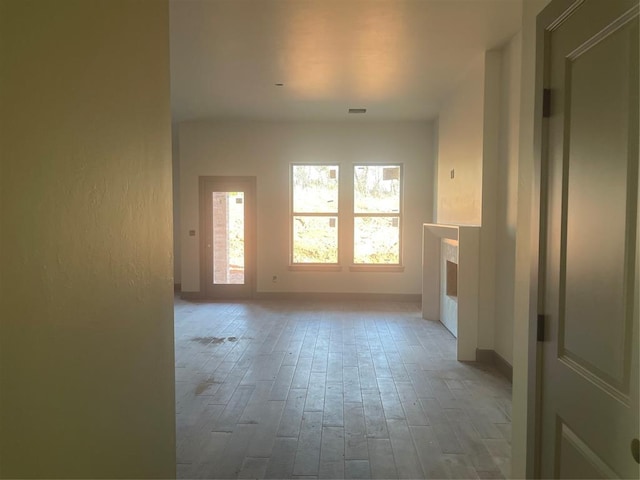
[[440, 239, 459, 337], [422, 223, 480, 361], [446, 260, 458, 297]]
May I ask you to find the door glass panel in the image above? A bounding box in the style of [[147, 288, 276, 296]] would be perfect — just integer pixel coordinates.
[[212, 191, 245, 284]]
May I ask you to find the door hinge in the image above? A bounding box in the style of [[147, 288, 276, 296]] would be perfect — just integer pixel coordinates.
[[537, 314, 546, 342], [543, 89, 551, 118]]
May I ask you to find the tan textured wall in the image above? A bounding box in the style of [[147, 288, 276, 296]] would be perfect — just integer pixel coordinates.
[[0, 1, 176, 477]]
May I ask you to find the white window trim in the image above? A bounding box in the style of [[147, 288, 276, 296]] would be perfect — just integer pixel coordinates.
[[351, 163, 404, 268], [290, 163, 340, 266], [289, 163, 404, 270]]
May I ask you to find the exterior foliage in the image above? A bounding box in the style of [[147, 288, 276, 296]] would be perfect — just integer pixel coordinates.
[[292, 164, 401, 264]]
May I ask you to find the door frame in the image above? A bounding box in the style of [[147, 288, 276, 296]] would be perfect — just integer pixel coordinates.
[[533, 1, 586, 477], [530, 3, 563, 477], [532, 0, 639, 477], [198, 175, 257, 299]]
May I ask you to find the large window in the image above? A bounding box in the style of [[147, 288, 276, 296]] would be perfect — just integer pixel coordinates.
[[291, 164, 339, 264], [290, 163, 402, 267], [353, 165, 402, 264]]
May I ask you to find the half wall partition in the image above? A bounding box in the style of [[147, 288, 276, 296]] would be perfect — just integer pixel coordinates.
[[422, 223, 480, 361]]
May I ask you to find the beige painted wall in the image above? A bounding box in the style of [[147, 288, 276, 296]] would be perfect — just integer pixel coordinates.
[[179, 121, 434, 295], [494, 33, 523, 366], [0, 1, 176, 477], [435, 55, 486, 225], [478, 51, 502, 351]]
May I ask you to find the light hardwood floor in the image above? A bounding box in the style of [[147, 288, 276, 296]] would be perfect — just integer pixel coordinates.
[[174, 297, 512, 479]]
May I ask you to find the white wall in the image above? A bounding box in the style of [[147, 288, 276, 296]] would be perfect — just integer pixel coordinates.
[[494, 33, 523, 366], [0, 1, 176, 477], [436, 55, 486, 225], [179, 121, 435, 295], [478, 51, 502, 351]]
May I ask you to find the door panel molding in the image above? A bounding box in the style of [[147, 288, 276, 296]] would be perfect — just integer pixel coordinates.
[[565, 3, 638, 60], [556, 418, 620, 479], [558, 355, 631, 407], [556, 17, 639, 398]]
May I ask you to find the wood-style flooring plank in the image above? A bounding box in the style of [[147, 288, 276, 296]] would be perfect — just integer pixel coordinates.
[[292, 411, 323, 476], [265, 437, 298, 479], [344, 459, 371, 479], [318, 426, 345, 479], [344, 402, 368, 461], [277, 389, 307, 438], [367, 438, 398, 479]]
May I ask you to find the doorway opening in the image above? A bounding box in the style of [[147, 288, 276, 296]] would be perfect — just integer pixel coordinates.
[[199, 176, 256, 299]]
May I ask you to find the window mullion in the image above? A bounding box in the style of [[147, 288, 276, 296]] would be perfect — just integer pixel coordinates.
[[342, 163, 353, 266], [292, 212, 334, 216], [353, 213, 400, 217]]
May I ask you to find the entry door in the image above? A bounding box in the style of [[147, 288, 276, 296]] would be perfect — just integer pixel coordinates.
[[538, 0, 639, 477], [200, 176, 256, 298]]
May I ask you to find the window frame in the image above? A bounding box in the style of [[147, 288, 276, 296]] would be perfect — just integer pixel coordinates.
[[351, 163, 404, 269], [289, 163, 341, 270]]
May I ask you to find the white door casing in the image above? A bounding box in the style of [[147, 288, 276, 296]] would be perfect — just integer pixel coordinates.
[[199, 176, 257, 299]]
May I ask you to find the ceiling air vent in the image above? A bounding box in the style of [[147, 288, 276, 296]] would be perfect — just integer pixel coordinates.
[[348, 108, 367, 114]]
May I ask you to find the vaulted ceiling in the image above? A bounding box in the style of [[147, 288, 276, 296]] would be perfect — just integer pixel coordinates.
[[170, 0, 522, 122]]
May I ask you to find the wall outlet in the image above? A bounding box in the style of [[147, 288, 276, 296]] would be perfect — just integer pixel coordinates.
[[450, 169, 455, 179], [272, 275, 278, 283]]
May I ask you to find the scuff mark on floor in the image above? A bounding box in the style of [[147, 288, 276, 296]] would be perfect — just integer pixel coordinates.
[[190, 336, 225, 345]]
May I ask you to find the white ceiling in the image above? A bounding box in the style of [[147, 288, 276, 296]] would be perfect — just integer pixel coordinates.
[[169, 0, 522, 122]]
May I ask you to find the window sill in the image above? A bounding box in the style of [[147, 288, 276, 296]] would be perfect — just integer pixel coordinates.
[[349, 265, 405, 272], [288, 264, 342, 272], [287, 265, 405, 273]]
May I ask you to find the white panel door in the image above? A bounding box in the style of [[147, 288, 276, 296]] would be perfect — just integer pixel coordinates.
[[539, 0, 639, 477]]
